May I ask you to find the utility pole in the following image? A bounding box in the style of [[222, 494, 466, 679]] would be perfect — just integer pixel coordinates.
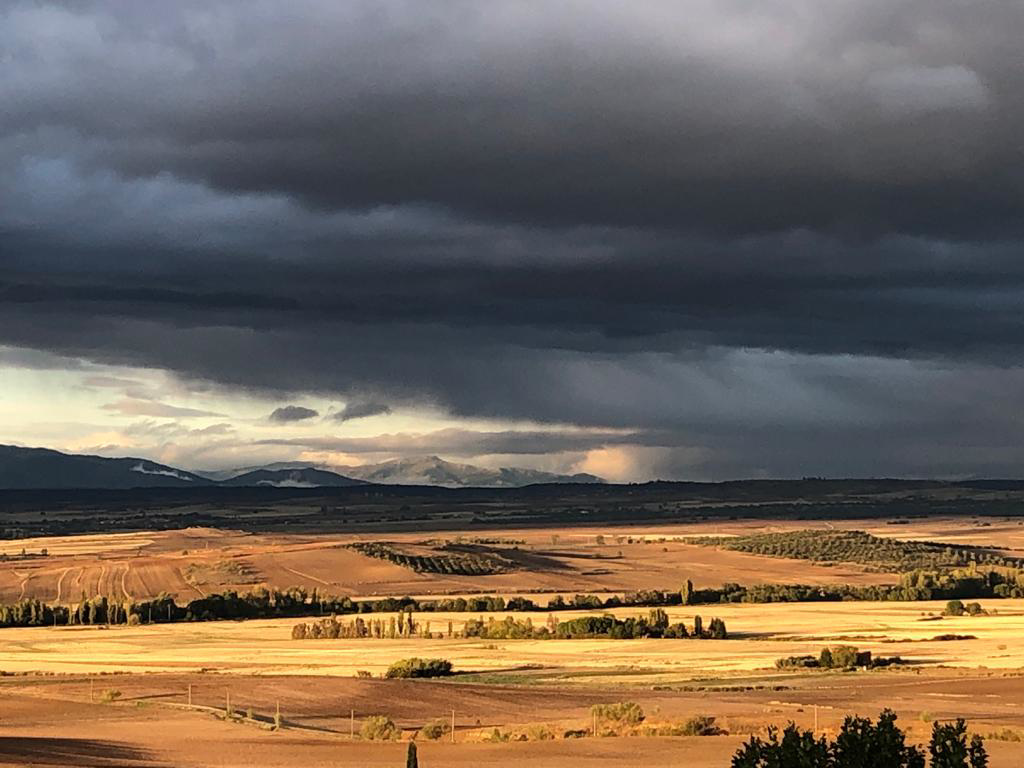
[[226, 691, 231, 717], [350, 708, 355, 740], [451, 709, 456, 743], [593, 710, 597, 737]]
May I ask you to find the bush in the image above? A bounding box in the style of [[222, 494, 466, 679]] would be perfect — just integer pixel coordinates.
[[385, 657, 453, 679], [776, 655, 819, 669], [592, 701, 645, 725], [984, 728, 1024, 742], [680, 715, 724, 736], [418, 719, 450, 740], [99, 689, 121, 703], [527, 725, 555, 741], [708, 617, 728, 638], [944, 600, 966, 617], [361, 715, 400, 741], [817, 645, 876, 669], [828, 645, 862, 669], [813, 645, 902, 670]]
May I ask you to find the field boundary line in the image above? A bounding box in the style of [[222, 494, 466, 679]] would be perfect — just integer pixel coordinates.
[[177, 566, 207, 598], [55, 567, 74, 603], [112, 697, 334, 736], [276, 560, 333, 587], [119, 563, 131, 601], [14, 570, 29, 601]]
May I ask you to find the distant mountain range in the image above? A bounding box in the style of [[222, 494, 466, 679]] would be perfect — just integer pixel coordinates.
[[202, 455, 602, 488], [218, 467, 367, 488], [337, 455, 603, 488], [0, 445, 212, 489], [0, 445, 603, 490]]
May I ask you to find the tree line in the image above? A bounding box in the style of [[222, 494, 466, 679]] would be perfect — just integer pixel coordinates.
[[0, 563, 1019, 629], [291, 608, 728, 640]]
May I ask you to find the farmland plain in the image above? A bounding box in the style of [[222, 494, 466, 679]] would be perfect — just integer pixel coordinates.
[[1, 505, 1024, 766], [6, 514, 1021, 604]]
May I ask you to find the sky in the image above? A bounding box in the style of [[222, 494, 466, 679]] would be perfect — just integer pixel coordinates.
[[2, 1, 1024, 481]]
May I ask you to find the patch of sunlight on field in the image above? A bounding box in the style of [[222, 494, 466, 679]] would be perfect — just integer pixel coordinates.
[[0, 531, 155, 556], [1, 599, 1024, 677]]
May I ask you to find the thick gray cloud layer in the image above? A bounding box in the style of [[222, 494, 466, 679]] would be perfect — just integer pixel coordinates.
[[3, 0, 1024, 478]]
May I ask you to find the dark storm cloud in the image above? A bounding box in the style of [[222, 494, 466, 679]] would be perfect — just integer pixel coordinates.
[[333, 401, 392, 423], [3, 1, 1022, 239], [268, 405, 319, 423], [4, 1, 1024, 477]]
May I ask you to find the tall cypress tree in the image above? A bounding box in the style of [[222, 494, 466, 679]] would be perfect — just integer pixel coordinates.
[[681, 579, 694, 605]]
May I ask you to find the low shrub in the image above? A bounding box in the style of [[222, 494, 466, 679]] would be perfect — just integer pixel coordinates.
[[361, 715, 400, 741], [943, 599, 987, 617], [99, 689, 121, 703], [385, 657, 454, 679], [592, 701, 645, 725], [986, 728, 1024, 742], [418, 719, 450, 740], [679, 715, 724, 736], [775, 655, 819, 669], [526, 725, 555, 741], [779, 647, 903, 671]]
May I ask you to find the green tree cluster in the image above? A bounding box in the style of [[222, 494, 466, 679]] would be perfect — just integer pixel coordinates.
[[732, 710, 986, 768]]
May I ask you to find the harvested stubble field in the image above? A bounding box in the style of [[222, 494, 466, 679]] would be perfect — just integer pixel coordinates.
[[1, 517, 1024, 766], [1, 599, 1024, 675], [1, 628, 1024, 766], [1, 669, 1023, 767], [7, 515, 1017, 604]]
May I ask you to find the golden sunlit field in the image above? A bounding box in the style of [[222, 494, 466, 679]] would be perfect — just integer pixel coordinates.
[[2, 517, 1024, 766], [2, 599, 1024, 675], [7, 515, 1023, 605]]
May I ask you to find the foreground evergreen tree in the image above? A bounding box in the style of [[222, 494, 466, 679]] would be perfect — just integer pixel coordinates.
[[930, 720, 987, 768], [968, 735, 988, 768], [832, 710, 924, 768], [406, 741, 418, 768], [732, 711, 984, 768], [732, 723, 830, 768]]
